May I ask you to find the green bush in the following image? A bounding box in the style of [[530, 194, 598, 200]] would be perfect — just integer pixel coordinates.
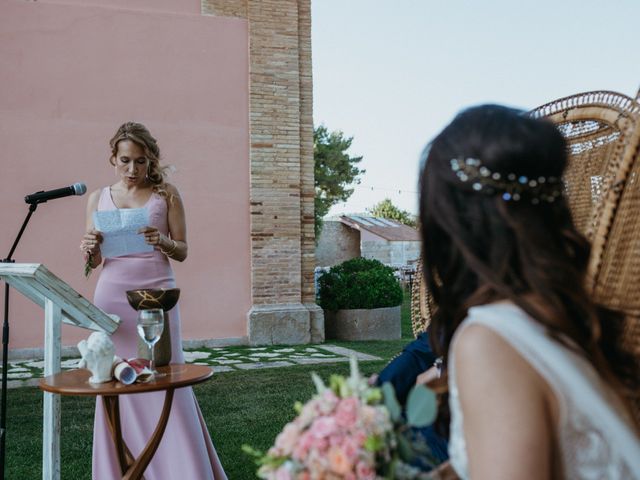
[[318, 257, 403, 310]]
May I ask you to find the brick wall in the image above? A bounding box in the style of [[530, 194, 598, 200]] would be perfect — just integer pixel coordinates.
[[202, 0, 246, 17], [201, 0, 319, 343]]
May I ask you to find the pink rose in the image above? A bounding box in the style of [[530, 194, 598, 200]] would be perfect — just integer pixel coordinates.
[[306, 452, 328, 478], [275, 423, 300, 455], [310, 416, 337, 439], [352, 430, 367, 446], [293, 431, 315, 460], [335, 397, 359, 429], [360, 405, 377, 427], [310, 436, 329, 453], [328, 446, 353, 476], [341, 436, 360, 463], [355, 461, 375, 480]]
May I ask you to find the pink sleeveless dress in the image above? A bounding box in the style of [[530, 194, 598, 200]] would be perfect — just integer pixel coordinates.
[[92, 187, 227, 480]]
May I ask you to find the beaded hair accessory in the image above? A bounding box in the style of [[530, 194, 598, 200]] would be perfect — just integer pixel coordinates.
[[449, 157, 563, 204]]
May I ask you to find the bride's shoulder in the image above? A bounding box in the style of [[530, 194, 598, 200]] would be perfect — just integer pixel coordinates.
[[452, 321, 515, 368], [452, 304, 548, 392]]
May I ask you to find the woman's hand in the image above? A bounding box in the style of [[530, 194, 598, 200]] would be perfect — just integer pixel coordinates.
[[80, 229, 103, 260], [138, 226, 171, 250]]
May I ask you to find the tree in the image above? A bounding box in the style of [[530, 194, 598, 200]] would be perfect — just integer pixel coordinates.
[[314, 125, 364, 238], [368, 198, 417, 228]]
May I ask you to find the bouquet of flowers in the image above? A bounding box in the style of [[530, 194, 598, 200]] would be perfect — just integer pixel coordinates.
[[244, 357, 439, 479]]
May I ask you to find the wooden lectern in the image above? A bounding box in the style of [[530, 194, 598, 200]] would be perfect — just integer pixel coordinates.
[[0, 263, 120, 480]]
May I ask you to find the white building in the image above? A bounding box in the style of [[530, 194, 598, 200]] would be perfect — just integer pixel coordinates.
[[316, 215, 421, 268]]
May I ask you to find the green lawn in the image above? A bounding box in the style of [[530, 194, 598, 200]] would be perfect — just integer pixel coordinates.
[[5, 288, 414, 479]]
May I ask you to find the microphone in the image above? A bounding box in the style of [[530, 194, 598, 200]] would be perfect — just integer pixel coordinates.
[[24, 183, 87, 204]]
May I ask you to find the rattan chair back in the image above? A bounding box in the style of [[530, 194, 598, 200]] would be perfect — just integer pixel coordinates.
[[412, 90, 640, 338]]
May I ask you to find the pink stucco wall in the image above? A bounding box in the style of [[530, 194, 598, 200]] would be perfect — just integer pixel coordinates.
[[0, 0, 251, 350]]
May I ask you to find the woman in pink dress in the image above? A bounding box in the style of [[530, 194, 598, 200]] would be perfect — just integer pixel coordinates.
[[80, 122, 227, 479]]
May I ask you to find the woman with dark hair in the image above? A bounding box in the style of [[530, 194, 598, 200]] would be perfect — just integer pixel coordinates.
[[419, 105, 640, 479], [80, 122, 227, 479]]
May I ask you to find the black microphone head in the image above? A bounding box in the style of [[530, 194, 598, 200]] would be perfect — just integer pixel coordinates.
[[73, 183, 87, 196]]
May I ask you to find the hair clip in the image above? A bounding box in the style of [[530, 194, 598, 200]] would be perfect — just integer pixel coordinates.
[[450, 158, 563, 203]]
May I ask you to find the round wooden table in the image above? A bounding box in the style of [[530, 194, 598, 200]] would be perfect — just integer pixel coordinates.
[[39, 364, 213, 480]]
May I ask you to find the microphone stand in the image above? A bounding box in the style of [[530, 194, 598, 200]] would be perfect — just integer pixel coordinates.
[[0, 202, 38, 479]]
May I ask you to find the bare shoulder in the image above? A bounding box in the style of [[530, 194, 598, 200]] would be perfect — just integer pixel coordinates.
[[164, 183, 181, 198], [87, 188, 102, 209], [88, 188, 102, 200], [452, 321, 556, 478], [453, 322, 549, 399], [453, 323, 514, 363]]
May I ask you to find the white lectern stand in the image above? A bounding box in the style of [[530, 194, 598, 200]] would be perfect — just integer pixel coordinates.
[[0, 263, 119, 480]]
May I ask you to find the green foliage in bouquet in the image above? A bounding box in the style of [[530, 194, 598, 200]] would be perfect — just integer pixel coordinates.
[[84, 252, 93, 279], [317, 257, 403, 311], [242, 357, 439, 479]]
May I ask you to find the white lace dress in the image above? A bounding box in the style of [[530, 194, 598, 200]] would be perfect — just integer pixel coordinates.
[[448, 303, 640, 479]]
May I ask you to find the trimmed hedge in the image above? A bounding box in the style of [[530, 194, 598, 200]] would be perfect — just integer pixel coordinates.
[[317, 257, 403, 310]]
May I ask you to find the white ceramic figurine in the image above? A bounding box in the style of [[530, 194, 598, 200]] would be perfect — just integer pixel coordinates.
[[77, 332, 116, 383]]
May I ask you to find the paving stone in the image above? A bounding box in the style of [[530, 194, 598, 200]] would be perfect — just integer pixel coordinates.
[[212, 366, 235, 373], [304, 348, 318, 352], [8, 367, 29, 373], [183, 351, 211, 361], [8, 372, 32, 379], [273, 348, 295, 353], [61, 359, 81, 368], [24, 360, 44, 368], [248, 352, 281, 358], [309, 353, 335, 358], [291, 357, 350, 365], [320, 345, 381, 361], [213, 359, 242, 365], [235, 361, 294, 370]]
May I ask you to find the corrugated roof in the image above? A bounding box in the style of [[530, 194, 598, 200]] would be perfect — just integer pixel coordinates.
[[339, 215, 420, 242]]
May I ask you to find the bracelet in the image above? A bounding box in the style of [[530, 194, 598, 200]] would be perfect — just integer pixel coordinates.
[[160, 239, 178, 257]]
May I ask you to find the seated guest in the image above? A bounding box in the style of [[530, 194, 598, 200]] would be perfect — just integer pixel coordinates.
[[376, 329, 449, 465]]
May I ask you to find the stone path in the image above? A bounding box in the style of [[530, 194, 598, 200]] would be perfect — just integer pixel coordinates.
[[2, 344, 381, 389]]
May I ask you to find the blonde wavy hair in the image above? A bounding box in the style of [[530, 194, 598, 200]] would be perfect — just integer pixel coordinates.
[[109, 122, 172, 199]]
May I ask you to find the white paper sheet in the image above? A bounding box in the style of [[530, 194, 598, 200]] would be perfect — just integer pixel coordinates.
[[93, 208, 154, 258]]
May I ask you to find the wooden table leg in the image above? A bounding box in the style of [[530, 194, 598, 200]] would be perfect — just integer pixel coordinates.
[[102, 396, 137, 476], [122, 388, 175, 480]]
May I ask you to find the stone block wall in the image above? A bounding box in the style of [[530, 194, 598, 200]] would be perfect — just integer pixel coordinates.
[[361, 240, 421, 266], [202, 0, 322, 344], [315, 221, 361, 267]]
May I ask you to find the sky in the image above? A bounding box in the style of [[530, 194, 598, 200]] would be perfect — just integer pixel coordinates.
[[311, 0, 640, 216]]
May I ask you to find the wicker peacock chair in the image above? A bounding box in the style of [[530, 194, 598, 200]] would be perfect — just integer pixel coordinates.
[[411, 90, 640, 418]]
